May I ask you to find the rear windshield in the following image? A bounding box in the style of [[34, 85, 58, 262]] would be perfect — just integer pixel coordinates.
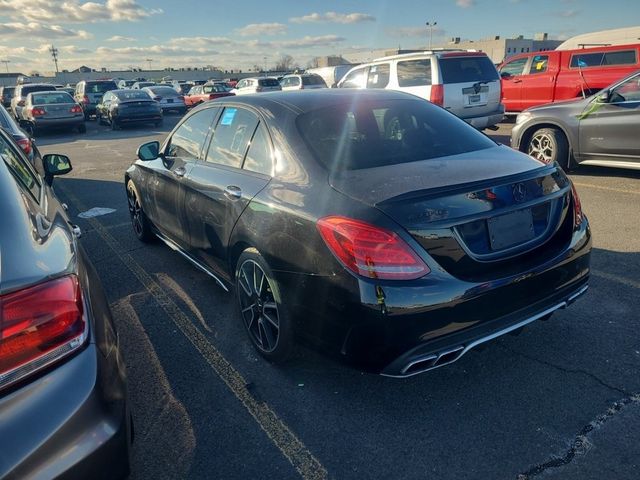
[[149, 86, 178, 95], [439, 56, 499, 84], [31, 92, 74, 104], [86, 81, 117, 93], [297, 98, 495, 171], [259, 78, 280, 87], [3, 87, 15, 95], [21, 85, 56, 96], [204, 84, 230, 93], [302, 75, 326, 86], [115, 90, 152, 101]]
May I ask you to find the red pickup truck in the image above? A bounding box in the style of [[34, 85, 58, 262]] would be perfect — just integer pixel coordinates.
[[498, 43, 640, 112]]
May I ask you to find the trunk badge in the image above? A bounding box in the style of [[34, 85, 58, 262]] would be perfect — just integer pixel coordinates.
[[512, 183, 527, 203]]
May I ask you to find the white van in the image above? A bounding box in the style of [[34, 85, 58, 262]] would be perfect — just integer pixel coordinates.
[[337, 50, 504, 129]]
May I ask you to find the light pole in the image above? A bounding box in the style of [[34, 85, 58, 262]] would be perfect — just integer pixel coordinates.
[[146, 58, 153, 71], [263, 56, 267, 73], [0, 59, 9, 73], [426, 21, 437, 50]]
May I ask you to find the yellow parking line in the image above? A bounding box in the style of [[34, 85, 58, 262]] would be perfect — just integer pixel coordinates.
[[572, 182, 640, 196], [592, 270, 640, 290], [59, 184, 328, 480]]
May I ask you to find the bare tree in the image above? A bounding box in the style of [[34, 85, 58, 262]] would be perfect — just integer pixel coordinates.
[[274, 54, 294, 72], [306, 57, 320, 69]]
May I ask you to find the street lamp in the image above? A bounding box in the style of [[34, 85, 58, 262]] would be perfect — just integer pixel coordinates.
[[426, 21, 437, 50], [0, 59, 9, 74], [146, 58, 153, 71]]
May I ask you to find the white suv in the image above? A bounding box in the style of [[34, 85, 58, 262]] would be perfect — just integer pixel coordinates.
[[338, 50, 504, 129]]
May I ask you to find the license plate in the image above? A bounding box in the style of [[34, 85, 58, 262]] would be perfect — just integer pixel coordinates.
[[487, 209, 535, 251], [468, 94, 481, 104]]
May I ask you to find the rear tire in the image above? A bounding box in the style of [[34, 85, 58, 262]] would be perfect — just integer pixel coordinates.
[[126, 180, 154, 242], [235, 249, 294, 363], [526, 127, 570, 170]]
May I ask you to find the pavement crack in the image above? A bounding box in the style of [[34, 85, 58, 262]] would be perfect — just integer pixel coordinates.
[[501, 344, 630, 396], [517, 393, 640, 479]]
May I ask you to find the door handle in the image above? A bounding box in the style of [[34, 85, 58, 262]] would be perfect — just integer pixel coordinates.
[[173, 166, 186, 177], [224, 185, 242, 199], [513, 79, 522, 84]]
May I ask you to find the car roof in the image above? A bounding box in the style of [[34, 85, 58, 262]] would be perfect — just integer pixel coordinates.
[[205, 88, 418, 114]]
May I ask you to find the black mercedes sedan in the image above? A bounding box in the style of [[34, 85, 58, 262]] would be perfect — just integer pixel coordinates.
[[0, 130, 131, 477], [96, 88, 162, 130], [125, 89, 591, 377]]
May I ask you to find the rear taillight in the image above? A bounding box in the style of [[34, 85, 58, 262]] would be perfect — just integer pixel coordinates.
[[316, 216, 430, 280], [82, 94, 90, 104], [30, 107, 46, 116], [570, 182, 583, 228], [16, 137, 32, 156], [70, 105, 82, 114], [0, 275, 87, 390], [430, 85, 444, 106]]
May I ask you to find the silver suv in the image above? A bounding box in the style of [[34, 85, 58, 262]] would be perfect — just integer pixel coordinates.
[[338, 50, 504, 129]]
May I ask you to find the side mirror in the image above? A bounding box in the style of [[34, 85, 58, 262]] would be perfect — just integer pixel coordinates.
[[596, 90, 610, 103], [137, 141, 160, 161], [42, 154, 72, 185], [500, 71, 511, 79]]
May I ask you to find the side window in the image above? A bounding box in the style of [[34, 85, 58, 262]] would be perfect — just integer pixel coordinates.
[[397, 59, 432, 87], [499, 57, 528, 77], [166, 108, 218, 159], [609, 74, 640, 103], [206, 107, 259, 168], [367, 64, 390, 89], [529, 55, 549, 74], [340, 68, 367, 88], [0, 134, 41, 201], [290, 77, 300, 87], [570, 52, 604, 68], [243, 124, 273, 176], [603, 50, 637, 66]]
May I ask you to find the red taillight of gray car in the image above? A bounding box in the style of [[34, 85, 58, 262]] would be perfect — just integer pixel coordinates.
[[0, 275, 87, 390], [317, 216, 431, 280]]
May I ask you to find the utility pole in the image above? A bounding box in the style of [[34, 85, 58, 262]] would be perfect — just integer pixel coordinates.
[[49, 45, 59, 73], [263, 56, 267, 73], [426, 21, 437, 50], [146, 58, 153, 71], [0, 59, 9, 74]]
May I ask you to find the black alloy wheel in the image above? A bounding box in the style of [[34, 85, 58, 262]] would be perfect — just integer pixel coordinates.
[[126, 180, 154, 242], [236, 250, 293, 362]]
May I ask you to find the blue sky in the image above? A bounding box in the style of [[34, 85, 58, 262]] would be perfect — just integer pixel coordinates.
[[0, 0, 638, 73]]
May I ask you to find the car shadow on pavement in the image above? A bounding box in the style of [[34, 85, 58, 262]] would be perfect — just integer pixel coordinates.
[[570, 164, 640, 180], [56, 175, 640, 480]]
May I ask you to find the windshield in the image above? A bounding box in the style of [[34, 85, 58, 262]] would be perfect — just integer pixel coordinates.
[[21, 85, 56, 96], [86, 81, 117, 93], [297, 98, 495, 171], [149, 87, 178, 95], [115, 90, 152, 101], [259, 78, 280, 87], [439, 56, 499, 84], [31, 92, 74, 104]]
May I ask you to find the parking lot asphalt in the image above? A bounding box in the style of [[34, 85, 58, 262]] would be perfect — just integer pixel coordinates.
[[37, 117, 640, 480]]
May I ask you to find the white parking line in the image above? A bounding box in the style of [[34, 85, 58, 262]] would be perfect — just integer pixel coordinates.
[[573, 182, 640, 196]]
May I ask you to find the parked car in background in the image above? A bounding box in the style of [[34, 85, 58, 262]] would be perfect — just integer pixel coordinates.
[[11, 83, 57, 120], [184, 83, 234, 107], [338, 50, 504, 130], [96, 89, 162, 129], [232, 77, 281, 95], [0, 130, 131, 479], [132, 81, 155, 90], [125, 89, 590, 376], [0, 103, 35, 161], [172, 80, 190, 95], [23, 91, 86, 134], [306, 65, 353, 88], [280, 73, 327, 91], [56, 86, 75, 96], [118, 79, 137, 89], [74, 79, 118, 119], [499, 43, 640, 113], [512, 69, 640, 171], [142, 85, 187, 114], [0, 85, 16, 108]]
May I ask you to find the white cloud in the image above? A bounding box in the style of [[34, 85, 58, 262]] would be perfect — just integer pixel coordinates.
[[290, 11, 375, 24], [106, 35, 135, 42], [235, 23, 287, 37], [0, 22, 91, 39], [386, 26, 445, 38], [455, 0, 476, 8], [559, 9, 580, 17], [0, 0, 161, 23]]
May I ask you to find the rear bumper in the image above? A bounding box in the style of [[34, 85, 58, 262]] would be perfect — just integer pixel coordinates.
[[463, 104, 505, 129], [0, 343, 130, 479], [115, 113, 162, 124], [277, 217, 591, 375], [32, 117, 84, 129]]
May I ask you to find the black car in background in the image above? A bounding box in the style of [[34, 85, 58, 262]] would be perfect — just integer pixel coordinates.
[[0, 129, 131, 477], [0, 85, 15, 108], [512, 69, 640, 171], [126, 89, 591, 376], [97, 89, 162, 130]]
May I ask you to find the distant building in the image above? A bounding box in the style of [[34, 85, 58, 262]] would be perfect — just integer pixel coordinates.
[[556, 26, 640, 50], [72, 65, 93, 73], [443, 34, 562, 63]]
